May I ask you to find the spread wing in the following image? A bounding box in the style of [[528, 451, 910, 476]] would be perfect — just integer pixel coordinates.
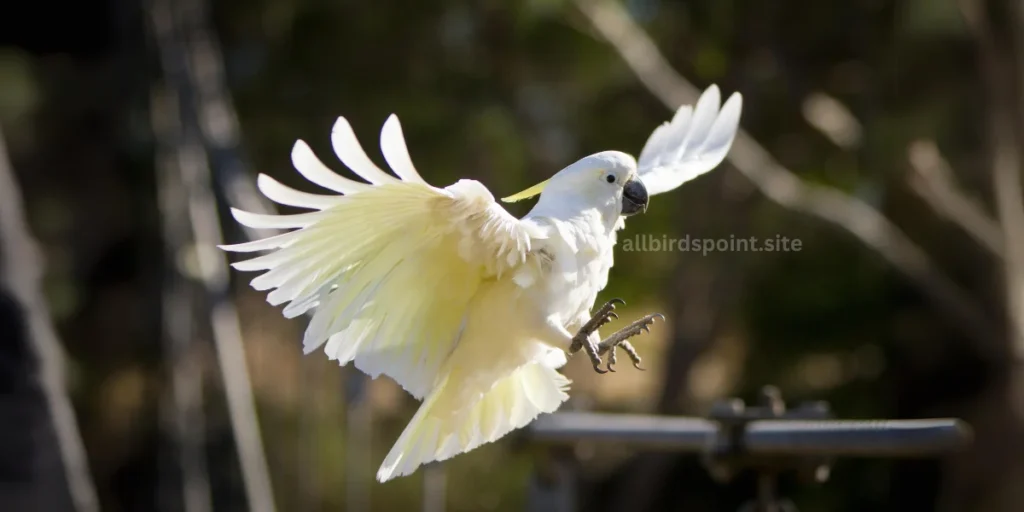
[[220, 114, 544, 398], [636, 84, 743, 196]]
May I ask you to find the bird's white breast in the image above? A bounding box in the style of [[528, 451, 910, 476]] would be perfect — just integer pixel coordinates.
[[516, 211, 618, 332]]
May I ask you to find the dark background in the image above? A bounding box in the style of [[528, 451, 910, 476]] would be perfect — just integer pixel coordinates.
[[2, 0, 1023, 511]]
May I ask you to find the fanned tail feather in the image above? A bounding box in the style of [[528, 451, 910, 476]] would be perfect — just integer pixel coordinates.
[[376, 361, 570, 482]]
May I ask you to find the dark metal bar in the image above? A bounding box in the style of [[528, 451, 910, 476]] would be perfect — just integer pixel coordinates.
[[528, 412, 971, 457], [529, 412, 717, 450], [743, 419, 972, 457]]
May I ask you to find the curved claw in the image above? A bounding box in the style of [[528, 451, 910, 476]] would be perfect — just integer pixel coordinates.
[[653, 313, 666, 321], [607, 362, 616, 372], [592, 364, 608, 374], [633, 362, 646, 371], [609, 298, 625, 306]]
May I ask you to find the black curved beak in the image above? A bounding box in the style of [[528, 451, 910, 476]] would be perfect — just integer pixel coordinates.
[[621, 177, 649, 216]]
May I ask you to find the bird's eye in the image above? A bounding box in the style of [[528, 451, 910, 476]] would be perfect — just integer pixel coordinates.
[[605, 174, 616, 184]]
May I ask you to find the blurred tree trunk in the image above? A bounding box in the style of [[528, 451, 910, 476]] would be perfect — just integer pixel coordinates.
[[0, 280, 77, 512], [934, 1, 1024, 511], [0, 300, 77, 510], [147, 0, 279, 509], [0, 129, 98, 511]]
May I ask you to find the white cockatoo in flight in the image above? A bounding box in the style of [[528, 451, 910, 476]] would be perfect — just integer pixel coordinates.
[[221, 84, 742, 482]]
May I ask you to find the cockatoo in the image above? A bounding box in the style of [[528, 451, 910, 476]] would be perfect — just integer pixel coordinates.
[[220, 84, 742, 482]]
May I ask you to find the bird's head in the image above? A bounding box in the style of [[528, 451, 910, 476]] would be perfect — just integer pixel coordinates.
[[502, 150, 649, 218]]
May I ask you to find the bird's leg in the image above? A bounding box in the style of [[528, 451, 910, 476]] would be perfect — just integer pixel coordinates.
[[597, 314, 664, 372], [569, 298, 623, 374], [569, 299, 663, 373], [569, 298, 622, 354]]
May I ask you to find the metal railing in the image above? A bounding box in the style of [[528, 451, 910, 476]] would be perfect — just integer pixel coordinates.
[[524, 386, 973, 512]]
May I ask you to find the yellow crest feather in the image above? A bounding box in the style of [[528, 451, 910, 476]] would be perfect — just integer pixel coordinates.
[[500, 179, 550, 203]]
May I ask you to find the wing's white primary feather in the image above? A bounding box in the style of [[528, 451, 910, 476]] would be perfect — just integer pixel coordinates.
[[636, 84, 743, 196], [256, 174, 344, 210], [291, 140, 370, 194], [221, 115, 544, 400], [380, 114, 428, 184], [331, 117, 402, 185]]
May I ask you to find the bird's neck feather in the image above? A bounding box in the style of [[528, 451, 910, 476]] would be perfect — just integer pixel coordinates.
[[527, 199, 620, 239]]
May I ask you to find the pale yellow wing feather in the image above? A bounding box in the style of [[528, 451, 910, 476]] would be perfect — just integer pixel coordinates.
[[221, 117, 543, 399]]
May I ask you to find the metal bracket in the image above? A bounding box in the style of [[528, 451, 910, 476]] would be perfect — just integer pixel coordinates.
[[703, 386, 833, 512]]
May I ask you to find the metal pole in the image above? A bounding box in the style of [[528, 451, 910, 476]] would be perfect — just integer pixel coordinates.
[[527, 387, 973, 509], [529, 412, 970, 457]]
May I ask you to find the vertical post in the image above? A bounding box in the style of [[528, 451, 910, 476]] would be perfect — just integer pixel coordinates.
[[345, 370, 372, 512], [422, 464, 447, 512], [298, 358, 322, 512], [525, 447, 576, 512], [753, 473, 781, 512]]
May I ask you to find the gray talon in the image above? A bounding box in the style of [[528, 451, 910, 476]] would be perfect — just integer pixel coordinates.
[[597, 314, 663, 353], [617, 340, 644, 370], [570, 308, 663, 374]]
